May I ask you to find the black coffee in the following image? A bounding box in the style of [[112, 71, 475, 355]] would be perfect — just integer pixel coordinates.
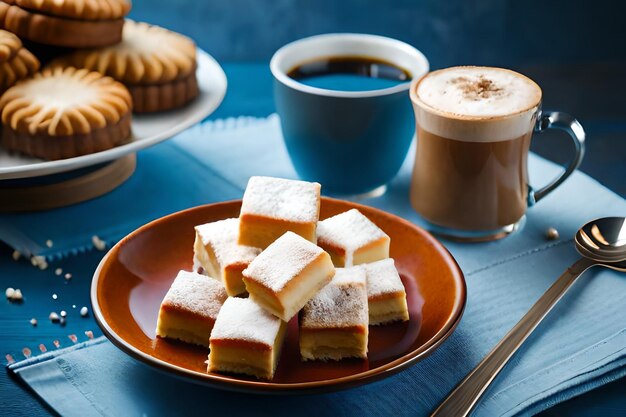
[[287, 56, 411, 91]]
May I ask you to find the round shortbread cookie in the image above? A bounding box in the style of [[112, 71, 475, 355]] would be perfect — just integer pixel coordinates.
[[54, 20, 197, 85], [0, 29, 40, 94], [0, 66, 132, 159], [0, 1, 124, 48], [50, 21, 199, 112], [6, 0, 130, 21]]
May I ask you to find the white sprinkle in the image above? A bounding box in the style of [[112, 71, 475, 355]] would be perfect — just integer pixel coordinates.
[[60, 317, 66, 326], [5, 287, 15, 299], [12, 289, 23, 301], [31, 255, 48, 270], [52, 294, 58, 300], [11, 250, 21, 261], [30, 318, 37, 326], [60, 310, 67, 318], [49, 312, 59, 322], [55, 268, 63, 276], [80, 306, 89, 317], [46, 239, 53, 248], [64, 273, 72, 280], [92, 235, 106, 251], [72, 304, 76, 309]]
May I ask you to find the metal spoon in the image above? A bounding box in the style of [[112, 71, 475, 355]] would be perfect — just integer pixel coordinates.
[[431, 217, 626, 417], [576, 217, 626, 261]]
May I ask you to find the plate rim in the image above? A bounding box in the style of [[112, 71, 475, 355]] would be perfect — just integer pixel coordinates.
[[91, 198, 467, 394], [0, 49, 227, 180]]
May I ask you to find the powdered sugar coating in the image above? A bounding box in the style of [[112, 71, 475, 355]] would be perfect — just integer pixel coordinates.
[[161, 270, 227, 319], [195, 218, 260, 267], [317, 209, 389, 266], [240, 176, 321, 223], [301, 267, 368, 329], [210, 297, 283, 346], [243, 231, 325, 292], [362, 259, 406, 297]]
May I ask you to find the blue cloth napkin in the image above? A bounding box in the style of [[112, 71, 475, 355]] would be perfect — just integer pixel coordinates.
[[6, 115, 626, 417], [0, 118, 267, 259]]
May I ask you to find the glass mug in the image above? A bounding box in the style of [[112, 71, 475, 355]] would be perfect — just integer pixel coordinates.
[[409, 66, 585, 241]]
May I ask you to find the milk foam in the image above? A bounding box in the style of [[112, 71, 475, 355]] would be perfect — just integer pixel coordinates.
[[412, 67, 542, 142]]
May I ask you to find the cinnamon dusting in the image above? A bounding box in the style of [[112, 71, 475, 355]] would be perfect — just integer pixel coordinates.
[[450, 75, 507, 100]]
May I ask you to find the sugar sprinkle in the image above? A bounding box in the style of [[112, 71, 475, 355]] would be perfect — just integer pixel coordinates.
[[80, 306, 89, 317], [92, 235, 106, 251], [11, 250, 20, 261], [55, 268, 63, 276], [31, 255, 48, 270], [49, 312, 60, 322]]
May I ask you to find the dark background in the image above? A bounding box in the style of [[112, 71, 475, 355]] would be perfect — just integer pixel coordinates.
[[134, 0, 626, 67]]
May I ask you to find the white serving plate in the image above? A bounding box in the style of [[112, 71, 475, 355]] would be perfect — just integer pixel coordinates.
[[0, 49, 227, 180]]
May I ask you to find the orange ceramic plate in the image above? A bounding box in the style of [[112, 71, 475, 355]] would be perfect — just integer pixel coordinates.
[[91, 198, 466, 393]]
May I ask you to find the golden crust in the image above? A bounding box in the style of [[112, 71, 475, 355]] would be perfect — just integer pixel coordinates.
[[6, 0, 130, 21], [0, 41, 39, 93], [0, 2, 124, 48], [52, 20, 197, 85], [128, 70, 199, 113], [0, 66, 132, 136], [0, 29, 20, 62], [1, 112, 131, 160]]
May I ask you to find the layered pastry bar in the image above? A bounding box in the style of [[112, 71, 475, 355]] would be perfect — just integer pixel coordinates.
[[208, 297, 287, 380], [238, 176, 321, 249], [300, 267, 369, 361], [193, 218, 261, 296], [242, 231, 335, 321], [317, 209, 390, 267], [362, 259, 409, 325], [156, 270, 228, 347]]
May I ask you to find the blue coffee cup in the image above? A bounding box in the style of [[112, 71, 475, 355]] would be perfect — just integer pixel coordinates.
[[270, 33, 429, 195]]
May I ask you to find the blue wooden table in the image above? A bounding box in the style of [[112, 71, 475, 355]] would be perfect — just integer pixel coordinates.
[[1, 63, 625, 417]]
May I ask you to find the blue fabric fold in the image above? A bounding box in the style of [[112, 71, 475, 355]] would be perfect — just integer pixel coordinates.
[[5, 114, 626, 416]]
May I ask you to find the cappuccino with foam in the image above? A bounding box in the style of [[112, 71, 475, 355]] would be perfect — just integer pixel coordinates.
[[410, 66, 543, 239]]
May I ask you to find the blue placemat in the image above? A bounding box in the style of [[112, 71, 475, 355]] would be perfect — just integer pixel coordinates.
[[5, 115, 626, 416], [0, 118, 267, 259]]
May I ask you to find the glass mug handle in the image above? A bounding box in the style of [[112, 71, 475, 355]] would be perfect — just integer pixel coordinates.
[[527, 110, 586, 206]]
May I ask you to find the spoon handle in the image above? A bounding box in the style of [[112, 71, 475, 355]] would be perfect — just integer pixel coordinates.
[[431, 257, 595, 417]]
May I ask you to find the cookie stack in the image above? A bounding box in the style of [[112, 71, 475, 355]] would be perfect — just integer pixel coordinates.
[[0, 0, 200, 160]]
